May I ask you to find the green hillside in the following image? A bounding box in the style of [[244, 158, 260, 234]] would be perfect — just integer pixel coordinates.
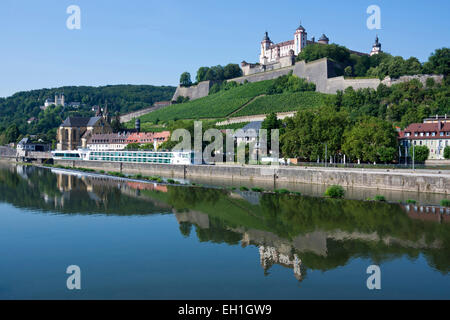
[[139, 79, 327, 124], [0, 84, 175, 144], [232, 91, 328, 117], [139, 80, 274, 123]]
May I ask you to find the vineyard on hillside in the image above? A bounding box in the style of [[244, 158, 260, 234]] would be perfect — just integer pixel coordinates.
[[139, 80, 275, 123], [232, 91, 328, 117]]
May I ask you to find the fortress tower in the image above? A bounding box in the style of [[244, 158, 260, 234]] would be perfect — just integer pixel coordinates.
[[294, 23, 307, 55], [259, 31, 273, 64]]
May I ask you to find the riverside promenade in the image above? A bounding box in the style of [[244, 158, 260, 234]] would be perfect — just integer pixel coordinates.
[[52, 160, 450, 194]]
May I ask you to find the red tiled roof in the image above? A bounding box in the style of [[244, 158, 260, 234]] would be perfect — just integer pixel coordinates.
[[269, 40, 294, 49], [398, 122, 450, 139]]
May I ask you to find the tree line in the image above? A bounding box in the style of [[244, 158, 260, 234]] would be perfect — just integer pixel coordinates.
[[297, 45, 449, 79], [179, 63, 243, 87], [0, 85, 175, 145]]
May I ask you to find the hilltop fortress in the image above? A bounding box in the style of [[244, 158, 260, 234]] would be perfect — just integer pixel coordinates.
[[241, 23, 377, 76], [172, 22, 442, 102]]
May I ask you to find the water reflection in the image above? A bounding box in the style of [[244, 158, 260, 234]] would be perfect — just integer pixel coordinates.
[[1, 163, 449, 281]]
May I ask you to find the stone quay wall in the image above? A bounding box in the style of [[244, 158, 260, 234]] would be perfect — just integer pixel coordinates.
[[53, 160, 450, 194]]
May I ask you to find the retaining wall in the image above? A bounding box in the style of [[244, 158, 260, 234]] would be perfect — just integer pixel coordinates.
[[120, 104, 170, 123], [54, 160, 450, 194], [232, 66, 295, 84], [171, 81, 214, 102]]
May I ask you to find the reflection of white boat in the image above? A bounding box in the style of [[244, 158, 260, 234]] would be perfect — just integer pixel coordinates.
[[51, 149, 193, 165], [50, 168, 85, 177]]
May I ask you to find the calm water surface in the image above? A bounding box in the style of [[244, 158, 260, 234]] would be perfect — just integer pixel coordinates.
[[0, 163, 449, 299]]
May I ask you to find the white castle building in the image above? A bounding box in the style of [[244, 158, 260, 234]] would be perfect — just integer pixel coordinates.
[[41, 93, 81, 111], [257, 22, 380, 65], [240, 23, 382, 77], [44, 93, 65, 108], [260, 23, 320, 65]]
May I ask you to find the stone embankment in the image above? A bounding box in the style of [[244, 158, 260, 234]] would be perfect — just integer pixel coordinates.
[[53, 160, 450, 194]]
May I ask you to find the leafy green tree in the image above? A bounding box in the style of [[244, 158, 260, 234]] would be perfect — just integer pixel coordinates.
[[444, 146, 450, 160], [196, 67, 210, 82], [223, 64, 243, 79], [262, 112, 283, 151], [5, 124, 20, 144], [296, 43, 351, 65], [281, 107, 348, 161], [411, 145, 429, 163], [180, 72, 192, 87], [342, 117, 398, 163], [211, 65, 224, 81], [204, 68, 216, 81], [267, 72, 315, 94], [139, 143, 154, 150], [353, 55, 371, 77], [125, 143, 140, 150], [422, 48, 450, 76], [388, 56, 407, 79], [405, 57, 422, 75], [377, 146, 397, 163], [344, 66, 353, 77]]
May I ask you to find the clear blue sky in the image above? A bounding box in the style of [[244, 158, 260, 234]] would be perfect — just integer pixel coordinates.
[[0, 0, 449, 97]]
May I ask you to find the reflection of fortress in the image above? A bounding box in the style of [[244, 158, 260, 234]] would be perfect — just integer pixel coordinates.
[[175, 208, 446, 283], [259, 245, 303, 281]]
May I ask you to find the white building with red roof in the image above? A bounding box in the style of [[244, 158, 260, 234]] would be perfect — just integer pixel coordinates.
[[398, 115, 450, 160], [258, 22, 370, 66]]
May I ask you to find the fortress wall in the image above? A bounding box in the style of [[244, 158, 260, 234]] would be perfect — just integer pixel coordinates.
[[382, 74, 444, 87], [231, 66, 295, 84], [324, 76, 380, 94], [293, 58, 331, 92], [171, 81, 213, 102], [170, 60, 444, 106]]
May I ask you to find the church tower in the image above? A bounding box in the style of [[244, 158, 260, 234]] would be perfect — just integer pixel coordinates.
[[370, 35, 382, 56], [294, 22, 307, 55], [260, 31, 272, 65], [103, 100, 111, 123]]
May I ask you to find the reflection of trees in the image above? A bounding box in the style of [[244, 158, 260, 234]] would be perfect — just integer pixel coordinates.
[[167, 186, 222, 212], [0, 166, 169, 215], [195, 217, 241, 245], [169, 187, 450, 274], [1, 165, 449, 275], [179, 222, 193, 238]]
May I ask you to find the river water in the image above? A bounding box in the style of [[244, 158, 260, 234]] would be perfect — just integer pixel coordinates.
[[0, 163, 449, 299]]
